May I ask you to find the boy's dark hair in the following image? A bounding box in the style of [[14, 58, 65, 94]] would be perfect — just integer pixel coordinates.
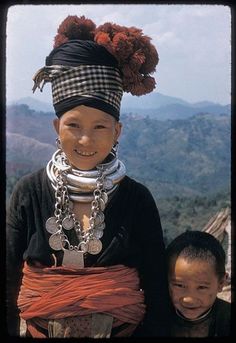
[[166, 230, 226, 279]]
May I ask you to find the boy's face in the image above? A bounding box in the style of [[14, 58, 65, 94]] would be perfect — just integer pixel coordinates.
[[168, 256, 225, 320], [53, 105, 122, 170]]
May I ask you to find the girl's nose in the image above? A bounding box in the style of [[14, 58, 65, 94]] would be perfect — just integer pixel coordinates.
[[78, 132, 92, 145]]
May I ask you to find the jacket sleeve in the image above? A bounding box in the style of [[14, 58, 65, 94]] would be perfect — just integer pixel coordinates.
[[6, 179, 28, 336], [133, 185, 171, 337]]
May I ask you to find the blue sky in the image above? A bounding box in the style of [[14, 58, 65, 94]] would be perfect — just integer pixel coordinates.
[[6, 4, 231, 105]]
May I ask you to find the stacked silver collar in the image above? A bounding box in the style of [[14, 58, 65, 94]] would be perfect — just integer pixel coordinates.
[[46, 149, 126, 202], [45, 148, 126, 266]]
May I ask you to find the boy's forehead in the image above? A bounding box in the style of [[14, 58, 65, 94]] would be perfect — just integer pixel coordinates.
[[170, 256, 217, 279]]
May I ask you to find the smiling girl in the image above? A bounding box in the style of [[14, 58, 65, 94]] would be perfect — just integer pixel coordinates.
[[6, 15, 170, 338]]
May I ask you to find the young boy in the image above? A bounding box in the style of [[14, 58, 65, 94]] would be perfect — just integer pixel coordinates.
[[166, 230, 231, 337]]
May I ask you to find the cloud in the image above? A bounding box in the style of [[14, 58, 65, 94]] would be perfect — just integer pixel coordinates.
[[6, 4, 231, 105]]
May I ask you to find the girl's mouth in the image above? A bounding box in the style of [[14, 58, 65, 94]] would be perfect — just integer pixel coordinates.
[[74, 149, 97, 157]]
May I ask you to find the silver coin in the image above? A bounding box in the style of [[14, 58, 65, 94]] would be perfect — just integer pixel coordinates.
[[99, 198, 106, 211], [68, 201, 74, 210], [49, 233, 64, 251], [87, 238, 103, 255], [101, 192, 108, 204], [78, 241, 88, 253], [62, 216, 74, 230], [46, 217, 58, 234], [104, 178, 113, 190], [96, 222, 105, 231], [93, 229, 104, 239], [94, 212, 105, 226]]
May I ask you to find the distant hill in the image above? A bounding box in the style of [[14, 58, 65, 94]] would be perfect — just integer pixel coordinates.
[[6, 104, 230, 200], [6, 104, 56, 146], [9, 97, 54, 112], [8, 93, 230, 120]]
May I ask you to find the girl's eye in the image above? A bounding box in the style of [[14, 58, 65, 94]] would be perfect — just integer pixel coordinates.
[[68, 123, 79, 128], [95, 125, 106, 129]]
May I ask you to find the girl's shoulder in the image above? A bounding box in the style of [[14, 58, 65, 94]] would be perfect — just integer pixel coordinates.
[[9, 168, 48, 203], [13, 168, 46, 189], [121, 175, 154, 197]]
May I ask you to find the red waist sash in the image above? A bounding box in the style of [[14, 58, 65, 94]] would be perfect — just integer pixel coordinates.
[[18, 262, 146, 337]]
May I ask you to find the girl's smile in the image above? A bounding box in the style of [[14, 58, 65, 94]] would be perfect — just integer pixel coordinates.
[[53, 105, 122, 170]]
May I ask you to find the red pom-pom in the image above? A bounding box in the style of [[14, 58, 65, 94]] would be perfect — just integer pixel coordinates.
[[94, 22, 159, 96], [54, 15, 96, 48]]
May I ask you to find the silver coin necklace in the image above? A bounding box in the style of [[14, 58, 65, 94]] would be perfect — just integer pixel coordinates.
[[46, 168, 108, 268]]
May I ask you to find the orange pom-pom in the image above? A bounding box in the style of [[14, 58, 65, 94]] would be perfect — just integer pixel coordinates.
[[54, 15, 96, 48], [94, 22, 158, 96]]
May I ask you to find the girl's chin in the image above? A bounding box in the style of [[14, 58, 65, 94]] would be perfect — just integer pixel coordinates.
[[71, 163, 97, 171]]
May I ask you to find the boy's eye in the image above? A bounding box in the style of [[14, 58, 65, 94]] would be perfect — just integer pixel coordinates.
[[198, 286, 209, 290], [173, 283, 185, 288]]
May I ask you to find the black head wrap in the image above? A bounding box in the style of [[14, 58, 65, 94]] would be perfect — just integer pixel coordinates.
[[33, 40, 123, 120], [33, 15, 159, 120]]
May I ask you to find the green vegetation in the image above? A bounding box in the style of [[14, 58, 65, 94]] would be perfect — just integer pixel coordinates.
[[156, 191, 230, 245], [6, 104, 231, 243]]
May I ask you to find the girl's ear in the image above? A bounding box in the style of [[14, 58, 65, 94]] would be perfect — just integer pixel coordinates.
[[53, 118, 60, 135], [115, 121, 122, 141]]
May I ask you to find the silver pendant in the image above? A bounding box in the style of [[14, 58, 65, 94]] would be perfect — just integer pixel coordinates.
[[87, 238, 103, 255], [46, 217, 58, 234], [99, 198, 106, 211], [68, 201, 74, 210], [62, 216, 74, 230], [96, 222, 105, 231], [49, 233, 64, 251], [78, 241, 88, 253], [94, 212, 105, 226], [93, 229, 104, 239], [104, 178, 113, 190], [62, 249, 84, 268], [102, 192, 108, 204]]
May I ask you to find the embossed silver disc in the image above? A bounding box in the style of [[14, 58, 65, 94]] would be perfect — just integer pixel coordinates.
[[49, 233, 64, 251], [87, 238, 103, 255], [104, 178, 113, 190], [102, 192, 108, 204], [68, 201, 74, 210], [99, 198, 106, 211], [93, 229, 104, 239], [94, 212, 105, 226], [46, 217, 58, 234], [96, 222, 105, 231], [78, 241, 88, 253], [62, 216, 74, 230]]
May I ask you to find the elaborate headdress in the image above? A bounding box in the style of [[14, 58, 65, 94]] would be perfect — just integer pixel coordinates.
[[33, 15, 159, 120]]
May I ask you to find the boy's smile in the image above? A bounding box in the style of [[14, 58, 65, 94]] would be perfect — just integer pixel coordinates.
[[168, 257, 225, 320]]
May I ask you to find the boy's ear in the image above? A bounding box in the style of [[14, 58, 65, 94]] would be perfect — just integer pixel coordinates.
[[218, 273, 228, 292], [53, 118, 60, 135]]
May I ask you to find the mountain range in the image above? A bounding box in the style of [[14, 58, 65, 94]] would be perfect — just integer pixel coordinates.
[[9, 92, 230, 120], [6, 103, 230, 201]]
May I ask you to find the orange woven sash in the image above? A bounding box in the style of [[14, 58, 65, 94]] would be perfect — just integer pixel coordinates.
[[18, 262, 145, 337]]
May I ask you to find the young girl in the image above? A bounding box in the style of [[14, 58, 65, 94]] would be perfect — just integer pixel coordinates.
[[166, 230, 231, 337], [6, 15, 170, 338]]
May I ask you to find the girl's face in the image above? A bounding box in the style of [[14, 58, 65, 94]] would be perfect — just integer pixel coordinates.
[[53, 105, 122, 170], [168, 256, 226, 320]]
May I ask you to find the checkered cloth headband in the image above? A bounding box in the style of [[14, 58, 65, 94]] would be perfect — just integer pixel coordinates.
[[33, 64, 123, 113]]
